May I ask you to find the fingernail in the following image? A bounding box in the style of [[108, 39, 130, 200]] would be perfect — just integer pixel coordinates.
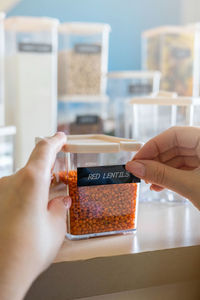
[[63, 197, 71, 209], [126, 161, 145, 178]]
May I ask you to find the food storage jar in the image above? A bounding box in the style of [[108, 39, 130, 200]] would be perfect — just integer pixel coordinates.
[[58, 95, 108, 135], [142, 25, 200, 96], [127, 93, 200, 142], [58, 22, 111, 96], [0, 12, 5, 126], [4, 17, 59, 169], [48, 134, 142, 240], [107, 71, 161, 138], [127, 94, 200, 203], [0, 126, 16, 177]]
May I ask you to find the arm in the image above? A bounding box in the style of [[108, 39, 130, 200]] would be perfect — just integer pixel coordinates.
[[0, 132, 71, 300]]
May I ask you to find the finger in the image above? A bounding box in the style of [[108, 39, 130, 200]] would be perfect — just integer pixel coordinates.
[[47, 196, 71, 262], [164, 155, 200, 169], [126, 160, 195, 200], [134, 126, 200, 160], [150, 184, 164, 192], [26, 132, 66, 177], [48, 196, 71, 215], [158, 147, 197, 163]]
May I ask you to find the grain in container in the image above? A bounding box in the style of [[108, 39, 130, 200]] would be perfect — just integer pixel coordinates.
[[58, 95, 108, 135], [0, 126, 16, 177], [142, 24, 200, 96], [0, 12, 5, 126], [4, 17, 59, 169], [58, 22, 111, 96], [47, 134, 142, 240], [107, 71, 161, 138]]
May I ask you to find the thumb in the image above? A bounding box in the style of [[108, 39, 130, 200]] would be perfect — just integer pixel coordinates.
[[126, 160, 194, 200]]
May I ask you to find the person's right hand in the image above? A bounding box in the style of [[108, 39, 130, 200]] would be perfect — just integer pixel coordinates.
[[126, 126, 200, 210]]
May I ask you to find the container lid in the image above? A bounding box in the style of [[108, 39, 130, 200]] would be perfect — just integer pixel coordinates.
[[142, 25, 197, 38], [5, 17, 59, 32], [36, 135, 143, 153], [65, 135, 143, 153], [0, 126, 16, 136], [129, 95, 200, 106], [152, 91, 177, 98], [58, 95, 109, 103], [107, 70, 161, 79], [59, 22, 111, 35]]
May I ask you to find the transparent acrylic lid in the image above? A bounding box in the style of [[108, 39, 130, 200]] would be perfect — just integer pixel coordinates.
[[58, 95, 109, 103], [5, 17, 59, 32], [59, 22, 111, 35], [107, 70, 161, 79], [129, 93, 200, 106], [65, 134, 143, 153], [142, 25, 199, 38]]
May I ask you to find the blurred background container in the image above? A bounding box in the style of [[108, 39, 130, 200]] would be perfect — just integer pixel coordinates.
[[142, 24, 200, 96], [58, 22, 110, 96], [4, 16, 58, 169], [0, 12, 5, 126], [107, 71, 161, 137]]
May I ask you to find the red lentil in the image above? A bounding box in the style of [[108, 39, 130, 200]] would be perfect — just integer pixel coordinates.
[[52, 170, 138, 236], [67, 170, 138, 236]]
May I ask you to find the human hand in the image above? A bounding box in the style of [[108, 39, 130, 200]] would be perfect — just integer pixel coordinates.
[[126, 127, 200, 210], [0, 132, 71, 300]]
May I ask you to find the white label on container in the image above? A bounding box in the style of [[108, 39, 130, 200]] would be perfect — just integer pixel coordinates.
[[18, 42, 52, 53], [74, 43, 102, 54]]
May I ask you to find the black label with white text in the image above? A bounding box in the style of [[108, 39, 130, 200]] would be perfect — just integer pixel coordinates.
[[76, 115, 99, 125], [18, 42, 52, 53], [77, 165, 140, 187], [128, 83, 152, 95], [74, 43, 102, 54]]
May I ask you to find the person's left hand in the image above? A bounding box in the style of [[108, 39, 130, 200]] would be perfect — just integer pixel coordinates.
[[0, 132, 71, 300]]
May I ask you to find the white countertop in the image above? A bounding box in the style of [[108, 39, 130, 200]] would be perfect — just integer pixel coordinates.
[[55, 201, 200, 262], [25, 201, 200, 300]]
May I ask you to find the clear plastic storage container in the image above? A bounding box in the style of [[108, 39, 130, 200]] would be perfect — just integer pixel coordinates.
[[4, 17, 59, 169], [107, 71, 161, 138], [0, 126, 16, 177], [48, 135, 142, 240], [58, 22, 111, 96], [0, 12, 5, 126], [58, 95, 108, 135], [127, 93, 200, 142], [127, 93, 200, 202], [142, 25, 200, 96]]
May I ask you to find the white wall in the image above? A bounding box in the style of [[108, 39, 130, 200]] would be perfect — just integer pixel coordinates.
[[181, 0, 200, 24]]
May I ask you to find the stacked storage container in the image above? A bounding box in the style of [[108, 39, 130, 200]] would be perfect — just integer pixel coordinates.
[[127, 93, 200, 202], [142, 25, 200, 96], [58, 23, 111, 135], [4, 17, 59, 169], [107, 71, 161, 137]]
